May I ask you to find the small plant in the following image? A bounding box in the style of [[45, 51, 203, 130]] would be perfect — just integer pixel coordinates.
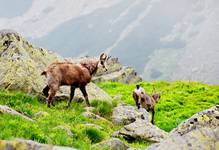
[[91, 100, 113, 119], [83, 127, 106, 143]]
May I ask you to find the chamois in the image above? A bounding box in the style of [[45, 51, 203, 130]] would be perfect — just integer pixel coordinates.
[[41, 53, 109, 108], [133, 85, 161, 124]]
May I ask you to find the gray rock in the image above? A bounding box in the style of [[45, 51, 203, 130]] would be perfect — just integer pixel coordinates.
[[93, 66, 142, 84], [145, 105, 219, 150], [0, 105, 34, 122], [112, 105, 150, 125], [92, 138, 129, 150], [82, 108, 112, 124], [171, 105, 219, 135], [56, 82, 112, 103], [146, 127, 219, 150], [113, 119, 168, 142], [0, 139, 77, 150]]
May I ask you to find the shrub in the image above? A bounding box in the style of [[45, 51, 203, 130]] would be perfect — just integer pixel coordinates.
[[91, 100, 113, 119], [83, 127, 106, 143]]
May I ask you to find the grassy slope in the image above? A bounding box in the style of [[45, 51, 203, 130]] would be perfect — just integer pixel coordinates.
[[0, 81, 218, 149], [98, 81, 219, 131], [0, 90, 115, 149]]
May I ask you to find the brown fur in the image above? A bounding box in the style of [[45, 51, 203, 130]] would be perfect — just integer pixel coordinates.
[[41, 53, 108, 107], [133, 85, 161, 124]]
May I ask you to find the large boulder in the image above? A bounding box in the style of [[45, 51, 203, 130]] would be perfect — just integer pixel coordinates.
[[171, 105, 219, 135], [112, 105, 150, 125], [57, 82, 112, 102], [145, 105, 219, 150], [92, 57, 142, 84], [0, 139, 77, 150], [113, 119, 168, 143], [0, 29, 60, 93], [92, 138, 129, 150], [0, 105, 34, 122]]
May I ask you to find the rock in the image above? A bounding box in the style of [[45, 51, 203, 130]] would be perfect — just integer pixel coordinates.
[[113, 119, 168, 142], [146, 127, 219, 150], [91, 57, 142, 84], [112, 105, 150, 125], [53, 125, 74, 137], [55, 82, 112, 103], [34, 111, 49, 119], [0, 139, 77, 150], [145, 105, 219, 150], [171, 105, 219, 135], [0, 30, 60, 94], [92, 138, 129, 150], [0, 105, 34, 122], [93, 66, 142, 84], [82, 109, 112, 124]]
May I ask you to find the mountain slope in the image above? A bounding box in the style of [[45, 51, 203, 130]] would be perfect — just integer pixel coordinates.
[[0, 0, 218, 84]]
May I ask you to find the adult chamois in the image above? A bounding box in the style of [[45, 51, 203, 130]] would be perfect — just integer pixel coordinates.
[[41, 53, 109, 108], [133, 84, 161, 124]]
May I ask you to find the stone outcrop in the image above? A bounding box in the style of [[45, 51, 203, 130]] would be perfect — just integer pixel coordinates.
[[57, 82, 112, 103], [0, 105, 34, 122], [92, 57, 142, 84], [92, 138, 129, 150], [112, 105, 150, 125], [113, 119, 168, 143], [145, 105, 219, 150], [0, 29, 59, 93], [0, 139, 77, 150]]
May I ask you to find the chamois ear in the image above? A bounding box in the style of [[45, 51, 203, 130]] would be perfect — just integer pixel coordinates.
[[107, 55, 111, 61], [100, 53, 107, 61]]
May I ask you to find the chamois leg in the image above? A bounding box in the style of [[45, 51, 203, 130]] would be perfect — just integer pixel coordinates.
[[133, 92, 140, 109], [67, 86, 76, 108], [42, 85, 50, 97], [80, 86, 90, 107], [151, 108, 155, 125], [47, 88, 58, 108]]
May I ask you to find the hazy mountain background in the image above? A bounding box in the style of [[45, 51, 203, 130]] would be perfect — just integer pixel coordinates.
[[0, 0, 218, 84]]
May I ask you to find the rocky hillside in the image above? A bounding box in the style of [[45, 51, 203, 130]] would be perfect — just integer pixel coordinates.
[[1, 0, 218, 84], [0, 30, 141, 102]]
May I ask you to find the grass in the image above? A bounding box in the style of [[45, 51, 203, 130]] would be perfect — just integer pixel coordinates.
[[0, 90, 113, 149], [98, 81, 219, 131], [0, 81, 218, 149]]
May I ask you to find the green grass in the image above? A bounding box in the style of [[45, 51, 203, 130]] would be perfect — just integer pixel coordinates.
[[0, 81, 218, 149], [0, 90, 113, 149], [98, 81, 219, 131]]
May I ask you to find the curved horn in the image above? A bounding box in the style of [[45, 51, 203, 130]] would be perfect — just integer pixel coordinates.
[[100, 53, 107, 60]]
